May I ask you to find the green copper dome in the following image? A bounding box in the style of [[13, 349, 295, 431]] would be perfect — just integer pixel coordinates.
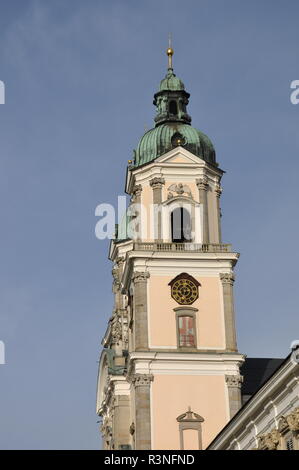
[[159, 69, 185, 91], [134, 122, 216, 167], [131, 51, 216, 168]]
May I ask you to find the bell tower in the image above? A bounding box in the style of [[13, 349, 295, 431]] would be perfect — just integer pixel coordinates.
[[96, 47, 244, 450]]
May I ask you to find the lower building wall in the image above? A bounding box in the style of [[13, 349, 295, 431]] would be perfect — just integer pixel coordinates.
[[151, 374, 229, 449]]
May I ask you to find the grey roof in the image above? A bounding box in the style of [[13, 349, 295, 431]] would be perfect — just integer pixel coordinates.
[[241, 357, 285, 397]]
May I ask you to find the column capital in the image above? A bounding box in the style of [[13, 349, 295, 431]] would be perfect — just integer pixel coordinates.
[[150, 177, 165, 189], [133, 184, 142, 194], [196, 177, 209, 191], [131, 373, 154, 387], [225, 374, 243, 388], [132, 271, 150, 284], [220, 272, 235, 285], [131, 184, 142, 201]]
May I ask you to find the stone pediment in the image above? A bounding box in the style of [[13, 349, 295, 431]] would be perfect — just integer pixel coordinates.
[[155, 146, 206, 165]]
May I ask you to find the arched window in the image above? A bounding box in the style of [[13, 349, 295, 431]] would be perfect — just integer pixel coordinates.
[[171, 207, 192, 242], [169, 100, 178, 116]]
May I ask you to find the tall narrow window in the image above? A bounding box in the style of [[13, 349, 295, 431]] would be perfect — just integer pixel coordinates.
[[169, 100, 178, 115], [178, 316, 195, 347], [171, 207, 192, 242], [177, 408, 204, 450]]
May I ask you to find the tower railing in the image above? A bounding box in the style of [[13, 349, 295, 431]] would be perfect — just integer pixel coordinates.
[[133, 242, 232, 253]]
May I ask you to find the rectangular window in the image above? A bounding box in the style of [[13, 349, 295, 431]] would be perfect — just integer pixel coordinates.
[[178, 316, 195, 347]]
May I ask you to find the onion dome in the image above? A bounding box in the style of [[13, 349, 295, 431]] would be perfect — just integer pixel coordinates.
[[132, 46, 216, 168]]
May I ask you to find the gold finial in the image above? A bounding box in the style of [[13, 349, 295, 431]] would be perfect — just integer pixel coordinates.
[[167, 33, 174, 69]]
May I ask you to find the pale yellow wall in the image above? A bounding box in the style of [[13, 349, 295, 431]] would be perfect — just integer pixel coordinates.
[[167, 156, 191, 163], [183, 430, 198, 450], [151, 374, 228, 449], [148, 275, 225, 350]]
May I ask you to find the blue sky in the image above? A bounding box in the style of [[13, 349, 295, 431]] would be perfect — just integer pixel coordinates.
[[0, 0, 298, 449]]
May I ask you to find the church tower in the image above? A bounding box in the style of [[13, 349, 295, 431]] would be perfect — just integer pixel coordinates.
[[96, 47, 244, 450]]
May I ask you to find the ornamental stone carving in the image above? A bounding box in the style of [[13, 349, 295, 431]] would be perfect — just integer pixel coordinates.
[[111, 318, 122, 344], [131, 184, 142, 202], [167, 183, 192, 199], [258, 429, 280, 450], [215, 182, 223, 198], [129, 422, 135, 435], [286, 407, 299, 432], [196, 177, 209, 191], [278, 416, 289, 433], [150, 177, 165, 189], [131, 374, 154, 387], [225, 374, 243, 388], [116, 256, 125, 267], [132, 271, 150, 284], [220, 273, 235, 286], [177, 407, 204, 423], [255, 407, 299, 451]]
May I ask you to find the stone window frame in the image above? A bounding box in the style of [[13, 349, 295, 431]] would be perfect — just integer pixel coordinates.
[[176, 407, 205, 450], [161, 197, 201, 244], [174, 307, 198, 350]]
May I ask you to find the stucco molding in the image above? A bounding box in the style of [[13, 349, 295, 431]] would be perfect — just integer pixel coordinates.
[[167, 182, 193, 199]]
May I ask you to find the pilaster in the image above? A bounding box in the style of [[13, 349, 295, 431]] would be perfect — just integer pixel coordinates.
[[220, 273, 238, 352], [131, 373, 154, 450], [196, 177, 209, 244], [132, 271, 150, 351], [225, 374, 243, 418], [150, 177, 165, 241]]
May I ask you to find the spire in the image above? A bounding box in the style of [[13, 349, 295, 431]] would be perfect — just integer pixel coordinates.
[[153, 42, 191, 126], [167, 33, 174, 70]]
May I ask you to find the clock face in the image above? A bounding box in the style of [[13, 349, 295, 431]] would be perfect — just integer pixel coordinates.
[[171, 278, 198, 305]]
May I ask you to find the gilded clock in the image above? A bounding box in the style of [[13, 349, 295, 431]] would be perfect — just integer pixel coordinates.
[[169, 273, 200, 305]]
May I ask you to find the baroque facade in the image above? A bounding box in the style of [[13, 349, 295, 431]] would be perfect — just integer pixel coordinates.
[[96, 48, 298, 450], [208, 353, 299, 450]]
